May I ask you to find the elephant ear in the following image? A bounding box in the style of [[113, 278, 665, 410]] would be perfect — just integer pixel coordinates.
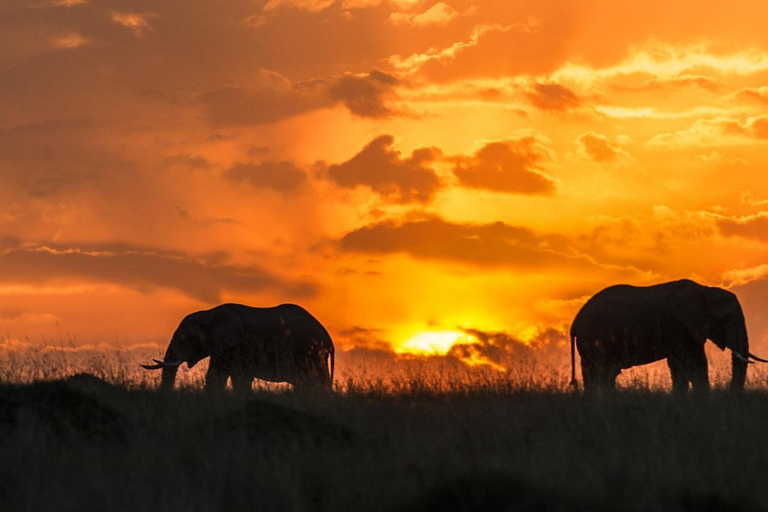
[[673, 283, 710, 343], [707, 287, 741, 319]]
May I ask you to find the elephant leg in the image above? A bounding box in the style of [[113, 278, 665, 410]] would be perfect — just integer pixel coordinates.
[[231, 373, 254, 395], [689, 344, 710, 393], [667, 357, 689, 393], [581, 360, 617, 393], [603, 366, 621, 391], [581, 360, 599, 393], [205, 360, 229, 392], [313, 358, 332, 391]]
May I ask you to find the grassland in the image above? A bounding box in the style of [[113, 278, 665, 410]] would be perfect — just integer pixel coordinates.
[[2, 349, 768, 511]]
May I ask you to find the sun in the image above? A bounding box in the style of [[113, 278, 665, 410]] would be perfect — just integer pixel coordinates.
[[396, 330, 478, 356]]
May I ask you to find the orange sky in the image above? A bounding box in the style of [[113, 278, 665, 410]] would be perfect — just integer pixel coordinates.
[[3, 0, 768, 364]]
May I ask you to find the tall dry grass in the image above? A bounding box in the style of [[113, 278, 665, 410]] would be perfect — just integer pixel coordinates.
[[2, 345, 768, 511]]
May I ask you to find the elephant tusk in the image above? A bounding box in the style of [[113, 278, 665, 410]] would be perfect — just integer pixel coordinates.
[[749, 352, 768, 363], [141, 359, 184, 370], [732, 351, 754, 364], [153, 358, 184, 367]]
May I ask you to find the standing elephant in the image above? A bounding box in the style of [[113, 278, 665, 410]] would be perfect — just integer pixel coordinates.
[[570, 279, 767, 392], [142, 303, 334, 393]]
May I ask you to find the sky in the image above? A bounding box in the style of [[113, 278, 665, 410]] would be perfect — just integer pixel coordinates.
[[3, 0, 768, 366]]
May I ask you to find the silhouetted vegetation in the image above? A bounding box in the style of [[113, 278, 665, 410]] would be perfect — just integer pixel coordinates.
[[2, 370, 768, 511]]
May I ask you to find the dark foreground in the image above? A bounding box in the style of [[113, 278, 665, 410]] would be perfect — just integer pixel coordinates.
[[1, 376, 768, 511]]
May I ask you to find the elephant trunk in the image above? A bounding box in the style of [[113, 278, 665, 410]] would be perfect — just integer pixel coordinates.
[[159, 344, 184, 392], [160, 366, 179, 392]]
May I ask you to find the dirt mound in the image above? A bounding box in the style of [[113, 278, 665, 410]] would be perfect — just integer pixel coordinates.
[[0, 377, 126, 441], [202, 398, 356, 446], [408, 471, 592, 512]]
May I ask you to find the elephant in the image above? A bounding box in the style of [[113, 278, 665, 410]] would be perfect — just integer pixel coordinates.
[[570, 279, 767, 393], [142, 303, 334, 393]]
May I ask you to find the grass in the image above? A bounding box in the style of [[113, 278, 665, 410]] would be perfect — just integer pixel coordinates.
[[2, 349, 768, 511]]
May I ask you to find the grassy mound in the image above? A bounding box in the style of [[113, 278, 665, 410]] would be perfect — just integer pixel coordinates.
[[1, 376, 768, 511]]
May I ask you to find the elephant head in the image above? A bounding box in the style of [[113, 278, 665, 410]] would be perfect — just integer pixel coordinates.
[[142, 322, 210, 391], [678, 285, 763, 390]]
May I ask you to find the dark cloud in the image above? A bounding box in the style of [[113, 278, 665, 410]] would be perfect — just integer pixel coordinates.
[[0, 241, 314, 302], [337, 326, 391, 352], [449, 327, 568, 366], [328, 135, 442, 203], [338, 216, 597, 270], [526, 83, 581, 112], [224, 161, 307, 192], [197, 69, 399, 126], [328, 69, 399, 118], [196, 79, 327, 127], [162, 153, 212, 170], [453, 137, 556, 195], [717, 213, 768, 242]]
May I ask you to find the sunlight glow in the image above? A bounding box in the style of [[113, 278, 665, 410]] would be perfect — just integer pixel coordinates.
[[397, 330, 477, 355], [397, 329, 509, 372]]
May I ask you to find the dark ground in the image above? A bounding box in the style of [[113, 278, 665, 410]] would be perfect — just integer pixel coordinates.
[[1, 374, 767, 511]]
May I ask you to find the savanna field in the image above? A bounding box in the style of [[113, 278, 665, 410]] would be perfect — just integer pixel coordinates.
[[4, 346, 768, 512], [8, 1, 768, 511]]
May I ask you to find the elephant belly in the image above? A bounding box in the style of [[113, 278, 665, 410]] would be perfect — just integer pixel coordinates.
[[622, 345, 666, 368], [253, 368, 292, 383], [578, 329, 666, 367]]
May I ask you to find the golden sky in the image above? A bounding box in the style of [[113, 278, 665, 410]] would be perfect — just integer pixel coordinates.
[[3, 0, 768, 365]]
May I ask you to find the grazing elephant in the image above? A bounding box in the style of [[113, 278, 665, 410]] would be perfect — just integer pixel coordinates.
[[570, 279, 767, 393], [142, 303, 334, 393]]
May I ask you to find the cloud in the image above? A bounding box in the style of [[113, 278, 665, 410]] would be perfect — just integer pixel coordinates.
[[0, 242, 314, 302], [452, 136, 556, 195], [641, 74, 721, 92], [722, 264, 768, 288], [162, 154, 212, 170], [526, 82, 580, 112], [196, 69, 328, 126], [389, 3, 460, 27], [731, 86, 768, 105], [0, 118, 127, 197], [197, 69, 398, 126], [51, 32, 88, 49], [728, 273, 768, 352], [111, 12, 156, 37], [327, 135, 442, 203], [263, 0, 335, 11], [337, 325, 392, 352], [647, 115, 768, 148], [389, 23, 528, 74], [717, 213, 768, 242], [450, 327, 568, 368], [337, 216, 598, 271], [224, 161, 307, 192], [327, 69, 399, 117], [611, 74, 722, 93], [575, 132, 632, 163]]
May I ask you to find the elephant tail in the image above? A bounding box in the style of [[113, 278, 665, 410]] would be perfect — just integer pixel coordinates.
[[330, 346, 335, 384], [570, 335, 578, 388]]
